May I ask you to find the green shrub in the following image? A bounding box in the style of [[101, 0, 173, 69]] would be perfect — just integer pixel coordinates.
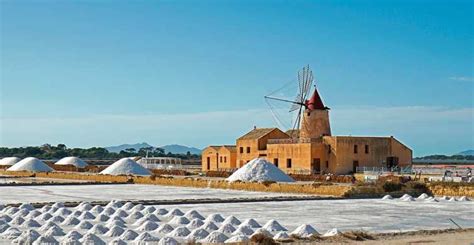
[[382, 182, 403, 192]]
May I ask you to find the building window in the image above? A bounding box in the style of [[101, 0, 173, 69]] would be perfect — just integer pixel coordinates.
[[220, 156, 222, 163], [246, 147, 250, 153], [274, 158, 279, 167], [326, 161, 329, 168], [224, 156, 227, 163], [286, 159, 292, 168], [365, 145, 369, 154], [239, 147, 243, 153], [354, 145, 358, 154]]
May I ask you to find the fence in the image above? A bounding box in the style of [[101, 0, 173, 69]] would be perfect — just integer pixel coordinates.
[[137, 157, 183, 170]]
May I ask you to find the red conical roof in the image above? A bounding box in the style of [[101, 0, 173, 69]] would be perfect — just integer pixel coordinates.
[[305, 88, 326, 110]]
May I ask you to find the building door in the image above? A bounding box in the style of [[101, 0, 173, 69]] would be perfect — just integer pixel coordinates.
[[387, 157, 399, 168], [206, 157, 210, 170], [312, 158, 321, 174], [352, 160, 359, 173]]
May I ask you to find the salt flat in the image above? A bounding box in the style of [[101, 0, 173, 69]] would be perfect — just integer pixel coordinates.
[[0, 184, 302, 204], [177, 199, 474, 233]]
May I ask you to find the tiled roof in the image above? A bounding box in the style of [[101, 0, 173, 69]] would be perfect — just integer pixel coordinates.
[[237, 128, 279, 140]]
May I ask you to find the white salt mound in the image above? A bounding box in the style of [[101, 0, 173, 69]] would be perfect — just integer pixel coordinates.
[[226, 158, 294, 183], [232, 225, 254, 236], [119, 230, 138, 241], [262, 219, 287, 232], [168, 226, 190, 237], [109, 238, 127, 245], [225, 234, 250, 243], [32, 235, 58, 245], [0, 157, 21, 166], [80, 233, 106, 245], [240, 218, 261, 228], [100, 158, 151, 176], [381, 195, 393, 200], [291, 224, 319, 238], [417, 193, 430, 199], [273, 231, 290, 240], [201, 231, 229, 243], [55, 157, 88, 168], [13, 229, 40, 244], [186, 228, 209, 240], [7, 157, 53, 172], [322, 228, 342, 237], [158, 236, 179, 245]]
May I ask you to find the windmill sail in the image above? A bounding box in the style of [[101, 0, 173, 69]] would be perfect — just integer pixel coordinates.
[[264, 65, 315, 137]]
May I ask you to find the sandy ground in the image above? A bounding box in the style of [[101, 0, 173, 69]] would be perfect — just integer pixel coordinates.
[[358, 229, 474, 245]]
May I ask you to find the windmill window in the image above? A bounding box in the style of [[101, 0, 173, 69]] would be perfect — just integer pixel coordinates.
[[239, 147, 243, 153], [224, 156, 227, 163], [354, 145, 358, 154], [274, 158, 279, 167], [246, 147, 250, 153], [286, 159, 292, 168], [220, 156, 222, 163], [365, 145, 369, 154]]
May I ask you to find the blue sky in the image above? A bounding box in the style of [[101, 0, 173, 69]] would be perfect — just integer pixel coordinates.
[[1, 0, 473, 156]]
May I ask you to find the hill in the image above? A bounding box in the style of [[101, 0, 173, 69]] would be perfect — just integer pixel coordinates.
[[161, 144, 201, 155], [105, 143, 153, 153], [457, 150, 474, 156], [105, 143, 201, 154]]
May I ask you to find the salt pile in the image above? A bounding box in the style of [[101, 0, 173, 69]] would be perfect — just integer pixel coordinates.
[[252, 227, 272, 237], [100, 158, 151, 176], [80, 233, 105, 245], [262, 219, 287, 232], [184, 210, 204, 220], [459, 196, 470, 201], [110, 238, 127, 245], [169, 216, 190, 226], [232, 225, 254, 236], [158, 236, 178, 245], [12, 229, 40, 244], [45, 225, 66, 236], [240, 218, 261, 228], [381, 195, 393, 200], [0, 157, 21, 166], [156, 224, 174, 234], [136, 221, 159, 231], [186, 228, 209, 240], [187, 219, 205, 229], [55, 157, 88, 168], [417, 193, 430, 199], [226, 158, 295, 183], [223, 216, 241, 226], [168, 226, 190, 237], [273, 231, 290, 240], [205, 213, 225, 223], [105, 225, 125, 237], [201, 221, 219, 231], [201, 231, 229, 243], [225, 234, 249, 243], [7, 157, 53, 172], [135, 232, 160, 244], [218, 223, 236, 234], [322, 228, 342, 237], [120, 229, 138, 240], [291, 224, 319, 238]]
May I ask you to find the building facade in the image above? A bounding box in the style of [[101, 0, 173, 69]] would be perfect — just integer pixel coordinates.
[[202, 86, 412, 175]]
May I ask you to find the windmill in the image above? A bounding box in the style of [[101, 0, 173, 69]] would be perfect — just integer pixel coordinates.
[[264, 65, 317, 138]]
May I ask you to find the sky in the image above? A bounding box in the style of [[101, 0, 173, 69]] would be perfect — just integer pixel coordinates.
[[0, 0, 473, 156]]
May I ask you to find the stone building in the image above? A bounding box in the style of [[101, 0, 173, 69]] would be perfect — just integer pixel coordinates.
[[202, 85, 412, 175]]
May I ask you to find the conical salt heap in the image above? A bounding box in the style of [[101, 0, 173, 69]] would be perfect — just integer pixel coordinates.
[[7, 157, 53, 172], [0, 157, 21, 166], [227, 158, 294, 182], [55, 156, 88, 168], [101, 158, 151, 176]]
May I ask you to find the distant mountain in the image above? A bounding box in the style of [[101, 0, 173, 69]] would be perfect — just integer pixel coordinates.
[[161, 144, 202, 155], [456, 150, 474, 156], [105, 143, 154, 153], [105, 143, 201, 155]]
